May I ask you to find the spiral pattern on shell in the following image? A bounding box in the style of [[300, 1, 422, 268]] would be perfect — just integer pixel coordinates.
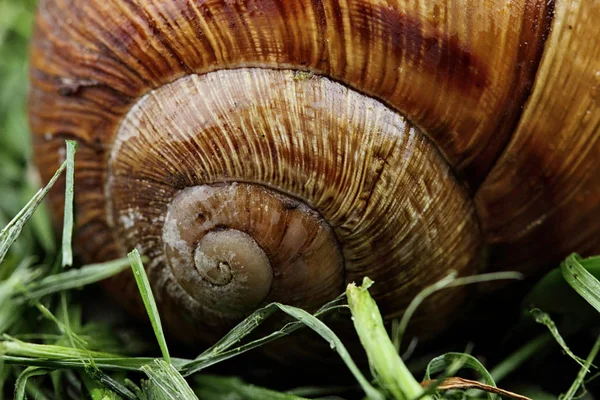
[[29, 0, 600, 352]]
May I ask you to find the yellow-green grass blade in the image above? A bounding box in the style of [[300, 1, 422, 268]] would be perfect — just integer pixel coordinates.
[[347, 278, 427, 400]]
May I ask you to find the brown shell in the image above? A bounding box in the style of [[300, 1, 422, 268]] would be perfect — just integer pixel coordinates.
[[28, 0, 600, 352]]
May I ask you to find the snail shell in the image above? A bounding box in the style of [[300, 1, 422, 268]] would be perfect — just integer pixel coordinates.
[[29, 0, 600, 355]]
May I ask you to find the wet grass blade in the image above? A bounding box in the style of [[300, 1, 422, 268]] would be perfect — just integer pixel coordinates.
[[84, 367, 136, 400], [1, 337, 121, 360], [561, 254, 600, 314], [393, 271, 522, 350], [563, 334, 600, 399], [194, 375, 308, 400], [183, 296, 345, 375], [0, 336, 193, 372], [128, 249, 170, 364], [14, 366, 50, 400], [530, 309, 587, 369], [18, 257, 132, 301], [0, 263, 37, 334], [274, 302, 384, 400], [0, 355, 190, 373], [142, 359, 198, 400], [347, 278, 426, 400], [61, 140, 77, 267], [0, 157, 66, 265], [182, 295, 380, 399], [424, 351, 497, 400], [490, 333, 553, 383], [81, 372, 125, 400]]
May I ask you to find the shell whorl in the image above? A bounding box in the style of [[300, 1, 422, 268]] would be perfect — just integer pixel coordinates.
[[105, 68, 479, 336], [161, 182, 344, 323]]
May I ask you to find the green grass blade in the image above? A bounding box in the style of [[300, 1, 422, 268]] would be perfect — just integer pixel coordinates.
[[490, 333, 553, 383], [21, 180, 56, 256], [84, 367, 136, 400], [1, 355, 189, 373], [424, 352, 497, 400], [193, 375, 309, 400], [1, 337, 122, 360], [183, 296, 379, 398], [81, 374, 123, 400], [530, 309, 587, 370], [0, 159, 66, 265], [34, 302, 87, 350], [0, 264, 36, 334], [393, 271, 522, 350], [286, 384, 358, 398], [14, 366, 49, 400], [347, 278, 426, 400], [523, 255, 600, 317], [18, 257, 133, 301], [563, 335, 600, 399], [273, 302, 384, 400], [61, 140, 77, 267], [141, 359, 198, 400], [183, 296, 345, 376], [203, 293, 345, 358], [393, 272, 457, 351], [128, 249, 170, 364], [560, 254, 600, 314], [197, 304, 280, 358]]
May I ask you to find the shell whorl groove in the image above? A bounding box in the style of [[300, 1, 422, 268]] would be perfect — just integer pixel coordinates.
[[29, 0, 600, 351]]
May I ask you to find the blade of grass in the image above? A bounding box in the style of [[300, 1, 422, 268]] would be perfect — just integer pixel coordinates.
[[286, 384, 359, 398], [125, 378, 148, 400], [14, 366, 50, 400], [0, 355, 190, 372], [0, 262, 37, 334], [273, 302, 384, 400], [34, 302, 88, 349], [193, 375, 309, 400], [393, 271, 523, 350], [61, 140, 77, 267], [81, 372, 123, 400], [183, 295, 345, 375], [197, 304, 279, 358], [561, 254, 600, 314], [490, 333, 553, 382], [17, 257, 133, 301], [59, 292, 77, 350], [141, 359, 198, 400], [1, 336, 192, 372], [0, 359, 7, 400], [182, 296, 377, 398], [128, 249, 170, 364], [562, 334, 600, 399], [523, 255, 600, 316], [22, 178, 56, 256], [530, 309, 587, 370], [1, 336, 121, 360], [84, 367, 136, 400], [0, 157, 66, 264], [208, 293, 346, 356], [347, 278, 426, 400], [424, 352, 497, 400], [416, 348, 472, 399]]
